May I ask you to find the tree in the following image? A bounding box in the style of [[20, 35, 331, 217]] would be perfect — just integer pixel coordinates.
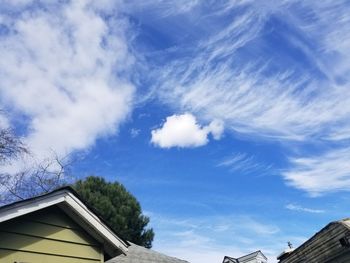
[[0, 128, 27, 163], [0, 127, 71, 204], [0, 155, 71, 204], [0, 126, 155, 248], [74, 176, 154, 248]]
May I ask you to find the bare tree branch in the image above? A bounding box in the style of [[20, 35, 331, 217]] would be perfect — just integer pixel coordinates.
[[0, 155, 74, 205], [0, 122, 75, 205], [0, 128, 28, 163]]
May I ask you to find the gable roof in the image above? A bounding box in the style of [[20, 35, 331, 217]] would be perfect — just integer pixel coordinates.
[[238, 250, 267, 262], [223, 250, 267, 263], [106, 242, 190, 263], [277, 218, 350, 261], [223, 256, 239, 263], [0, 186, 128, 257]]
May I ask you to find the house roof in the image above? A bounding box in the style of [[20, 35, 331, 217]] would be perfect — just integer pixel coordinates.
[[223, 250, 267, 263], [237, 250, 267, 262], [0, 186, 129, 257], [277, 218, 350, 261], [223, 256, 238, 263], [338, 218, 350, 229], [106, 242, 190, 263]]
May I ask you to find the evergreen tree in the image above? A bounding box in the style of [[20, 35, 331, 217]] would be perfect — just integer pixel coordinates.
[[74, 176, 154, 248]]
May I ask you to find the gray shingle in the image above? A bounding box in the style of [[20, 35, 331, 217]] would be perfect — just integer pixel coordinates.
[[107, 243, 190, 263]]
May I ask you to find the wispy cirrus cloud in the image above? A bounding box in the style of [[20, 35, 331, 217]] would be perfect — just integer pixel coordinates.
[[285, 203, 325, 214], [283, 147, 350, 196], [154, 1, 350, 141], [2, 0, 350, 198], [148, 212, 303, 263], [218, 153, 273, 175], [136, 0, 350, 195]]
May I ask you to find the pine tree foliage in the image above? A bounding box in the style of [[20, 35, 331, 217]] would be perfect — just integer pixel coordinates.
[[74, 176, 154, 248]]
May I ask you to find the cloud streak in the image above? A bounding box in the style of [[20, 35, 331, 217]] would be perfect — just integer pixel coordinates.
[[154, 1, 350, 141], [218, 153, 273, 175], [285, 204, 325, 214], [1, 0, 350, 197], [140, 0, 350, 195], [148, 212, 302, 263], [283, 147, 350, 196]]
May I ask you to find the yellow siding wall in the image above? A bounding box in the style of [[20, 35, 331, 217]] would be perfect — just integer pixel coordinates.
[[0, 206, 103, 263]]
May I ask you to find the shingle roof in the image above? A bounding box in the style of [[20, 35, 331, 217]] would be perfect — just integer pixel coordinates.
[[106, 243, 190, 263], [237, 250, 267, 261], [223, 250, 267, 263], [223, 256, 238, 263]]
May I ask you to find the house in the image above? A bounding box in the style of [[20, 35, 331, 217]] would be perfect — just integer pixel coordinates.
[[277, 218, 350, 263], [0, 187, 128, 262], [223, 250, 267, 263], [0, 187, 189, 263]]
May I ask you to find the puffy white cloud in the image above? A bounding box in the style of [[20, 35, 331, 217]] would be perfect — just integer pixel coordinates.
[[0, 0, 134, 162], [151, 113, 223, 148]]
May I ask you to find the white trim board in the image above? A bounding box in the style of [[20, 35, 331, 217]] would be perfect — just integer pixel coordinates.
[[0, 188, 128, 257]]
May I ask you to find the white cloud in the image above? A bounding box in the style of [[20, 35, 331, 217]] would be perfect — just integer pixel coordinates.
[[151, 113, 224, 148], [149, 212, 294, 263], [218, 153, 273, 175], [2, 0, 350, 197], [0, 114, 9, 129], [282, 147, 350, 196], [0, 0, 134, 164], [130, 128, 141, 138], [145, 1, 350, 194], [127, 0, 350, 143], [285, 204, 325, 214]]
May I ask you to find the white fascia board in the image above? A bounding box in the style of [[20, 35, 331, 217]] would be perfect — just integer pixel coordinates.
[[257, 251, 267, 260], [64, 192, 128, 254], [0, 189, 128, 256], [0, 191, 65, 224]]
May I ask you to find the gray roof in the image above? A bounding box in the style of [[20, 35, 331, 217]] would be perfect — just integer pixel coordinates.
[[223, 250, 267, 263], [107, 243, 190, 263], [223, 256, 238, 263], [237, 250, 267, 262]]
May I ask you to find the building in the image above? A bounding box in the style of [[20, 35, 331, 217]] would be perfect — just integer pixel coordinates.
[[0, 187, 189, 263], [277, 218, 350, 263], [223, 250, 268, 263]]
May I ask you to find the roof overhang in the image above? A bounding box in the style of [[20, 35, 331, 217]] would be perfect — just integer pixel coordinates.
[[0, 188, 128, 257]]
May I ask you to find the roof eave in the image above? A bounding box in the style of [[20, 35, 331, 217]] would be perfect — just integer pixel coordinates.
[[0, 188, 128, 257]]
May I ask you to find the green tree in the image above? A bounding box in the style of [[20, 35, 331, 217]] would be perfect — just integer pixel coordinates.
[[74, 176, 154, 248]]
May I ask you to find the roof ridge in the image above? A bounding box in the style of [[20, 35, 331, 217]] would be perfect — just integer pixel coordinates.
[[237, 250, 265, 260]]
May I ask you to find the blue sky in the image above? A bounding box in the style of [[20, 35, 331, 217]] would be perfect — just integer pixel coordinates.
[[1, 1, 350, 262]]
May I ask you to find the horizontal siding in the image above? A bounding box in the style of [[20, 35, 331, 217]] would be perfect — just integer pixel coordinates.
[[0, 219, 99, 246], [326, 250, 350, 263], [0, 231, 101, 260], [25, 206, 86, 229], [0, 205, 102, 263], [0, 248, 100, 263]]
